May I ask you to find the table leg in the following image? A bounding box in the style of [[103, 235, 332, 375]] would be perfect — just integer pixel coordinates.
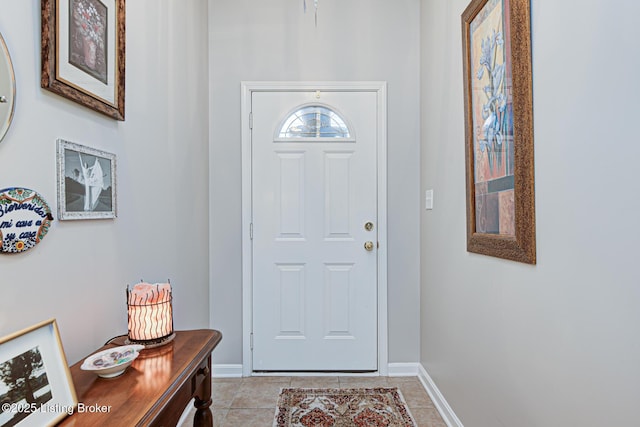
[[193, 356, 213, 427]]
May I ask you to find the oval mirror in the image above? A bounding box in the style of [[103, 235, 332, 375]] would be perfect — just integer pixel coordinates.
[[0, 32, 15, 144]]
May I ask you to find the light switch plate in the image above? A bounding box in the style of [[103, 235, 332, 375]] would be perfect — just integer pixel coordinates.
[[425, 189, 433, 210]]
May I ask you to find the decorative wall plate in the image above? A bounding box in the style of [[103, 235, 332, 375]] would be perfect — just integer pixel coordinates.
[[0, 188, 53, 253]]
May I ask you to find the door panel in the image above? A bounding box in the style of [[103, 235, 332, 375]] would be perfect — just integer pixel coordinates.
[[252, 91, 377, 371], [276, 152, 305, 239], [325, 152, 354, 238]]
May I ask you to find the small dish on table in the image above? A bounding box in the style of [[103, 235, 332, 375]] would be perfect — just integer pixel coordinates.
[[81, 344, 144, 378]]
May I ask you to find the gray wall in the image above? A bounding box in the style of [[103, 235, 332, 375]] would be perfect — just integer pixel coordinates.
[[0, 1, 210, 364], [208, 0, 422, 365], [420, 0, 640, 425]]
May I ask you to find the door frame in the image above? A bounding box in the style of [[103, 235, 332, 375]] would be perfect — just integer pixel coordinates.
[[240, 81, 388, 376]]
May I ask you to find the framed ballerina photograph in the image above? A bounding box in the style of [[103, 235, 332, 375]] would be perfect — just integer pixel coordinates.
[[56, 139, 117, 220]]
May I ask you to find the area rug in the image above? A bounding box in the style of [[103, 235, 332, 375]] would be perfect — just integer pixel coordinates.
[[273, 387, 417, 427]]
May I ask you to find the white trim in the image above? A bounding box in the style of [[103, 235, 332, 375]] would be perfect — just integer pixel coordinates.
[[240, 81, 388, 376], [418, 364, 464, 427], [387, 362, 420, 377], [240, 82, 253, 377], [252, 371, 382, 377], [176, 399, 195, 426], [376, 82, 389, 376], [212, 364, 244, 378]]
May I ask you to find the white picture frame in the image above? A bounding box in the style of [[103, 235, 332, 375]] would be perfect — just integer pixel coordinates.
[[56, 139, 117, 220]]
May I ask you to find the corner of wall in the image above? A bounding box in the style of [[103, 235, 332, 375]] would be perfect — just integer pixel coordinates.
[[418, 364, 464, 427]]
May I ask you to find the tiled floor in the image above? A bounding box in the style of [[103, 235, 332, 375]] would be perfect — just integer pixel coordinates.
[[180, 376, 447, 427]]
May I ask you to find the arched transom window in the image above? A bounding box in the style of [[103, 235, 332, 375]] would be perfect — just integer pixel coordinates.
[[277, 105, 352, 139]]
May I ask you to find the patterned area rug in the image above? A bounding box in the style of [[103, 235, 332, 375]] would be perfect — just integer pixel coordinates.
[[273, 387, 417, 427]]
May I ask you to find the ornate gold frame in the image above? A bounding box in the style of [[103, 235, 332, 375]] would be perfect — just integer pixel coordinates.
[[462, 0, 536, 264]]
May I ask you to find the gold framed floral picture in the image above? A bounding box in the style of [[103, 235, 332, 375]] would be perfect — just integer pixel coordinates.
[[41, 0, 126, 120]]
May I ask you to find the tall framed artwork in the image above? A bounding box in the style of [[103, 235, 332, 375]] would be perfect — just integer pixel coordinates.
[[41, 0, 126, 120], [462, 0, 536, 264]]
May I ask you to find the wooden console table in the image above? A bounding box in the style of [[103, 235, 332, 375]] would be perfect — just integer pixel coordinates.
[[58, 329, 222, 427]]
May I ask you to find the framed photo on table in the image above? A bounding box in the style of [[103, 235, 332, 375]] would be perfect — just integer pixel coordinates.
[[461, 0, 536, 264], [56, 139, 117, 220], [41, 0, 126, 120], [0, 319, 77, 426]]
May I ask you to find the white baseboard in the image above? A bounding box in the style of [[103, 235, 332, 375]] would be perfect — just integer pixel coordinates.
[[387, 362, 420, 376], [212, 364, 243, 378], [417, 364, 464, 427], [216, 363, 417, 377]]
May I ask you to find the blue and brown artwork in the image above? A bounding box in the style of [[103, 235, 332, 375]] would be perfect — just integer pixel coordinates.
[[470, 0, 515, 235], [0, 187, 53, 253]]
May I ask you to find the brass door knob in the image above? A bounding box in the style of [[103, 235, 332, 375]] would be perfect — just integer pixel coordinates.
[[364, 241, 374, 251]]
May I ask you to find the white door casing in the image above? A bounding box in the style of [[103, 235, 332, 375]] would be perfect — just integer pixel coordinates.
[[241, 82, 388, 374]]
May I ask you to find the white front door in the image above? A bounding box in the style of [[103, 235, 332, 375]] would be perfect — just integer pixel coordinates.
[[251, 89, 379, 371]]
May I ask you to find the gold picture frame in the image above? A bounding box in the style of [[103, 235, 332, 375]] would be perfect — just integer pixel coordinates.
[[461, 0, 536, 264], [0, 319, 77, 425], [41, 0, 126, 120]]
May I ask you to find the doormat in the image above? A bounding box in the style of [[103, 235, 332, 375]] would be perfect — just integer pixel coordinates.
[[273, 387, 417, 427]]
